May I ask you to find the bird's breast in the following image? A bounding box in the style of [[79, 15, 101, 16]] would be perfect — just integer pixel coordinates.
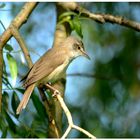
[[39, 58, 70, 84]]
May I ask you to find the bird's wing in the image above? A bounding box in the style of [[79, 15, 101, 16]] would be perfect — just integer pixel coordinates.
[[23, 48, 68, 87]]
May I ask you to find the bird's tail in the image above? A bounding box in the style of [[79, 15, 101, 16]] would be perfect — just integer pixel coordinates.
[[16, 84, 35, 114]]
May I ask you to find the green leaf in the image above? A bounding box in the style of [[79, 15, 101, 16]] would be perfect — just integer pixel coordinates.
[[15, 88, 25, 93], [72, 17, 83, 38], [6, 53, 18, 81], [30, 119, 48, 138], [2, 75, 13, 89], [5, 111, 16, 133], [1, 126, 8, 138], [59, 11, 77, 21], [31, 92, 47, 121], [0, 3, 6, 9], [2, 91, 9, 109], [68, 20, 74, 30], [11, 91, 20, 116], [4, 44, 13, 52]]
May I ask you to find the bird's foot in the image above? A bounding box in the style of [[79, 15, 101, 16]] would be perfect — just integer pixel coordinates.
[[45, 83, 61, 97], [52, 89, 61, 97]]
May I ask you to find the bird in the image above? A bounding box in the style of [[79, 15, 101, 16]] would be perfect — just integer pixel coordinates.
[[16, 36, 90, 114]]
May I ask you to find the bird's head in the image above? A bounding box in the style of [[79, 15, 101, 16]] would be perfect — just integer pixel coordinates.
[[63, 36, 90, 60]]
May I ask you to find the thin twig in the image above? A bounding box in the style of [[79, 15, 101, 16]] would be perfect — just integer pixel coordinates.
[[57, 94, 96, 139], [0, 3, 37, 48], [67, 73, 113, 80], [0, 20, 6, 31], [72, 124, 96, 138], [61, 125, 71, 138], [10, 24, 33, 68], [46, 84, 96, 139], [83, 11, 140, 32], [58, 2, 140, 32]]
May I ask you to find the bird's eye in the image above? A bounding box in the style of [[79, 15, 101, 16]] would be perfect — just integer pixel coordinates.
[[78, 46, 80, 50], [73, 43, 80, 50]]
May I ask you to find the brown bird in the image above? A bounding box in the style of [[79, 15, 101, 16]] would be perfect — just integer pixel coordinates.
[[16, 36, 90, 114]]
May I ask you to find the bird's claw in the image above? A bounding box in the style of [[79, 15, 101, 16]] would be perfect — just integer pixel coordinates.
[[52, 90, 61, 97]]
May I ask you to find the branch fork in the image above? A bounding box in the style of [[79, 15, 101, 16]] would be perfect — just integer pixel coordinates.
[[46, 84, 96, 139]]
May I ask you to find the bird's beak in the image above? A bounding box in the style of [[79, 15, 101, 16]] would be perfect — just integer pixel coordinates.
[[81, 49, 90, 60]]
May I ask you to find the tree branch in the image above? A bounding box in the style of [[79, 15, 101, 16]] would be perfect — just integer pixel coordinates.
[[38, 87, 60, 138], [58, 94, 96, 139], [0, 3, 37, 47], [0, 2, 37, 112], [67, 72, 122, 80], [58, 2, 140, 32], [10, 25, 33, 68], [45, 84, 96, 139]]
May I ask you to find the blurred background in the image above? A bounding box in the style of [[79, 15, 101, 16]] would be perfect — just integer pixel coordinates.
[[0, 2, 140, 138]]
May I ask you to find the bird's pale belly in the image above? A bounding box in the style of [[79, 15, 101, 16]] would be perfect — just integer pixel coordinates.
[[38, 60, 69, 84]]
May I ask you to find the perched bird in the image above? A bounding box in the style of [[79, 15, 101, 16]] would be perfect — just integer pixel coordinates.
[[16, 36, 90, 114]]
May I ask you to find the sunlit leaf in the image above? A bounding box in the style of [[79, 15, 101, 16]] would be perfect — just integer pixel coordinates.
[[59, 11, 77, 21], [72, 17, 83, 38], [6, 53, 18, 82], [68, 20, 74, 30]]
